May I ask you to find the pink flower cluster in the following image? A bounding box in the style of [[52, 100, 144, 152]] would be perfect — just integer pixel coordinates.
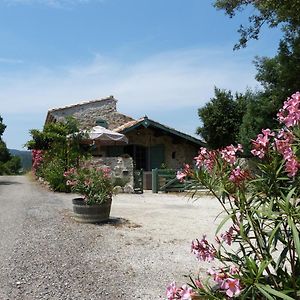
[[194, 147, 217, 172], [207, 267, 241, 298], [166, 282, 194, 300], [63, 168, 76, 186], [101, 167, 111, 178], [218, 224, 240, 246], [229, 167, 250, 186], [251, 129, 275, 159], [32, 149, 43, 174], [277, 92, 300, 127], [220, 144, 243, 165], [176, 164, 191, 182], [191, 236, 216, 262], [274, 130, 299, 177]]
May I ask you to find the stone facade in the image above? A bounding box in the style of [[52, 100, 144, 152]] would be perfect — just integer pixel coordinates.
[[47, 97, 134, 130], [88, 156, 134, 193], [125, 127, 199, 169]]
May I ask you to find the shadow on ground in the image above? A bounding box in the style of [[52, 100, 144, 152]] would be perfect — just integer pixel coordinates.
[[105, 217, 142, 228], [0, 181, 22, 185]]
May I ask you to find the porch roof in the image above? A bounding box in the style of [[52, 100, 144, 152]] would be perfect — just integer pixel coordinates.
[[113, 116, 205, 146]]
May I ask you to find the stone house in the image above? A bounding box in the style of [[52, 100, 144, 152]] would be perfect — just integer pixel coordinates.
[[45, 96, 205, 190]]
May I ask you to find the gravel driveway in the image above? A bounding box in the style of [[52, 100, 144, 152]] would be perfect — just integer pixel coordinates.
[[0, 175, 222, 300]]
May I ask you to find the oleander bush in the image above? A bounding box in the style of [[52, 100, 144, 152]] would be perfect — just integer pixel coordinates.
[[168, 92, 300, 300]]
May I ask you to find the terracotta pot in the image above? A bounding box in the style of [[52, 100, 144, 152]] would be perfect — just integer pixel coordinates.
[[72, 197, 112, 223]]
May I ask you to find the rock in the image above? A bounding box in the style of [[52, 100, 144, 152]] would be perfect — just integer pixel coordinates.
[[113, 186, 123, 194], [123, 184, 134, 194]]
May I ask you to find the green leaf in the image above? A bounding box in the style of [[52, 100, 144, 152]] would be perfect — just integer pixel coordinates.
[[288, 216, 300, 259], [257, 260, 271, 279], [215, 213, 234, 235], [268, 222, 282, 249], [257, 284, 295, 300], [255, 284, 275, 300], [276, 246, 289, 270]]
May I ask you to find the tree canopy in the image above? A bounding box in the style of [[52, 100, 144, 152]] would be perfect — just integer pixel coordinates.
[[0, 115, 21, 175], [197, 88, 248, 149], [214, 0, 300, 49]]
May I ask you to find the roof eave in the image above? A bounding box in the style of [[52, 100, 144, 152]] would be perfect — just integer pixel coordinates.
[[119, 118, 205, 146]]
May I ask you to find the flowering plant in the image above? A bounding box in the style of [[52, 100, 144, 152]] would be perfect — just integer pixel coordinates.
[[32, 149, 44, 175], [64, 166, 113, 205], [168, 92, 300, 299]]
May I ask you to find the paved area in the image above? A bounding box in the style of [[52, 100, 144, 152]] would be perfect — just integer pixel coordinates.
[[0, 175, 222, 299]]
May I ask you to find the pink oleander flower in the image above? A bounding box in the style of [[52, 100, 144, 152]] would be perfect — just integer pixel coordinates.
[[166, 282, 178, 299], [191, 236, 216, 262], [251, 128, 275, 159], [194, 279, 204, 289], [277, 92, 300, 127], [208, 268, 241, 298], [101, 167, 111, 178], [177, 164, 191, 182], [166, 282, 194, 300], [32, 149, 44, 173], [229, 167, 250, 186], [220, 227, 234, 246], [194, 148, 217, 172], [207, 268, 227, 285], [229, 266, 239, 275], [220, 144, 243, 165], [178, 285, 194, 300], [66, 180, 77, 187], [273, 129, 299, 177], [221, 278, 241, 298], [285, 154, 299, 177]]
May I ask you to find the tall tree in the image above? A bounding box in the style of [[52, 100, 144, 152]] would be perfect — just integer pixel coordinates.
[[0, 115, 21, 175], [214, 0, 300, 49], [238, 35, 300, 154], [197, 88, 248, 149], [0, 115, 11, 163], [255, 34, 300, 101]]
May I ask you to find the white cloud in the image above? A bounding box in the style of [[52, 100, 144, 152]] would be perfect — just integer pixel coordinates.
[[0, 47, 259, 114], [0, 47, 260, 149]]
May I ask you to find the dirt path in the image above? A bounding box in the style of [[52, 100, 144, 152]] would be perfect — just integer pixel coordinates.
[[0, 175, 223, 299]]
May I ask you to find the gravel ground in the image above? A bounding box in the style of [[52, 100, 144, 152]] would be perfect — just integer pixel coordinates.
[[0, 175, 223, 300]]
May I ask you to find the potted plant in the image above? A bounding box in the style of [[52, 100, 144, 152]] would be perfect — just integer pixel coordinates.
[[64, 166, 113, 223]]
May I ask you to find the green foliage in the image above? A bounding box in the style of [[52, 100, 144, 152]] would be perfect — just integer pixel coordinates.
[[3, 156, 22, 175], [214, 0, 300, 49], [174, 95, 300, 299], [112, 177, 130, 187], [238, 36, 300, 154], [42, 158, 70, 192], [197, 87, 248, 149], [27, 117, 89, 191], [0, 115, 6, 137], [0, 140, 11, 163], [0, 115, 21, 175], [64, 167, 113, 205], [255, 34, 300, 102], [9, 149, 32, 171], [238, 92, 279, 155]]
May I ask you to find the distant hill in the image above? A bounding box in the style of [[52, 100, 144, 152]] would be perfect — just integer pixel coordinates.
[[9, 149, 32, 171]]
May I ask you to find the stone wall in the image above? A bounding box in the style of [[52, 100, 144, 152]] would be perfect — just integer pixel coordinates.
[[49, 97, 134, 130], [126, 127, 199, 170], [88, 156, 134, 193]]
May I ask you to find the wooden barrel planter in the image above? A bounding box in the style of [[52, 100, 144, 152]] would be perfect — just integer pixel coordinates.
[[72, 197, 112, 223]]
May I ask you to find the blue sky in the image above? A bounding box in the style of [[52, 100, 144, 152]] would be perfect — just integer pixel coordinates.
[[0, 0, 282, 150]]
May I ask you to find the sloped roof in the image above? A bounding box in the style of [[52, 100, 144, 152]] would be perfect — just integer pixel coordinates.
[[45, 96, 117, 124], [114, 116, 205, 146], [47, 96, 116, 113]]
